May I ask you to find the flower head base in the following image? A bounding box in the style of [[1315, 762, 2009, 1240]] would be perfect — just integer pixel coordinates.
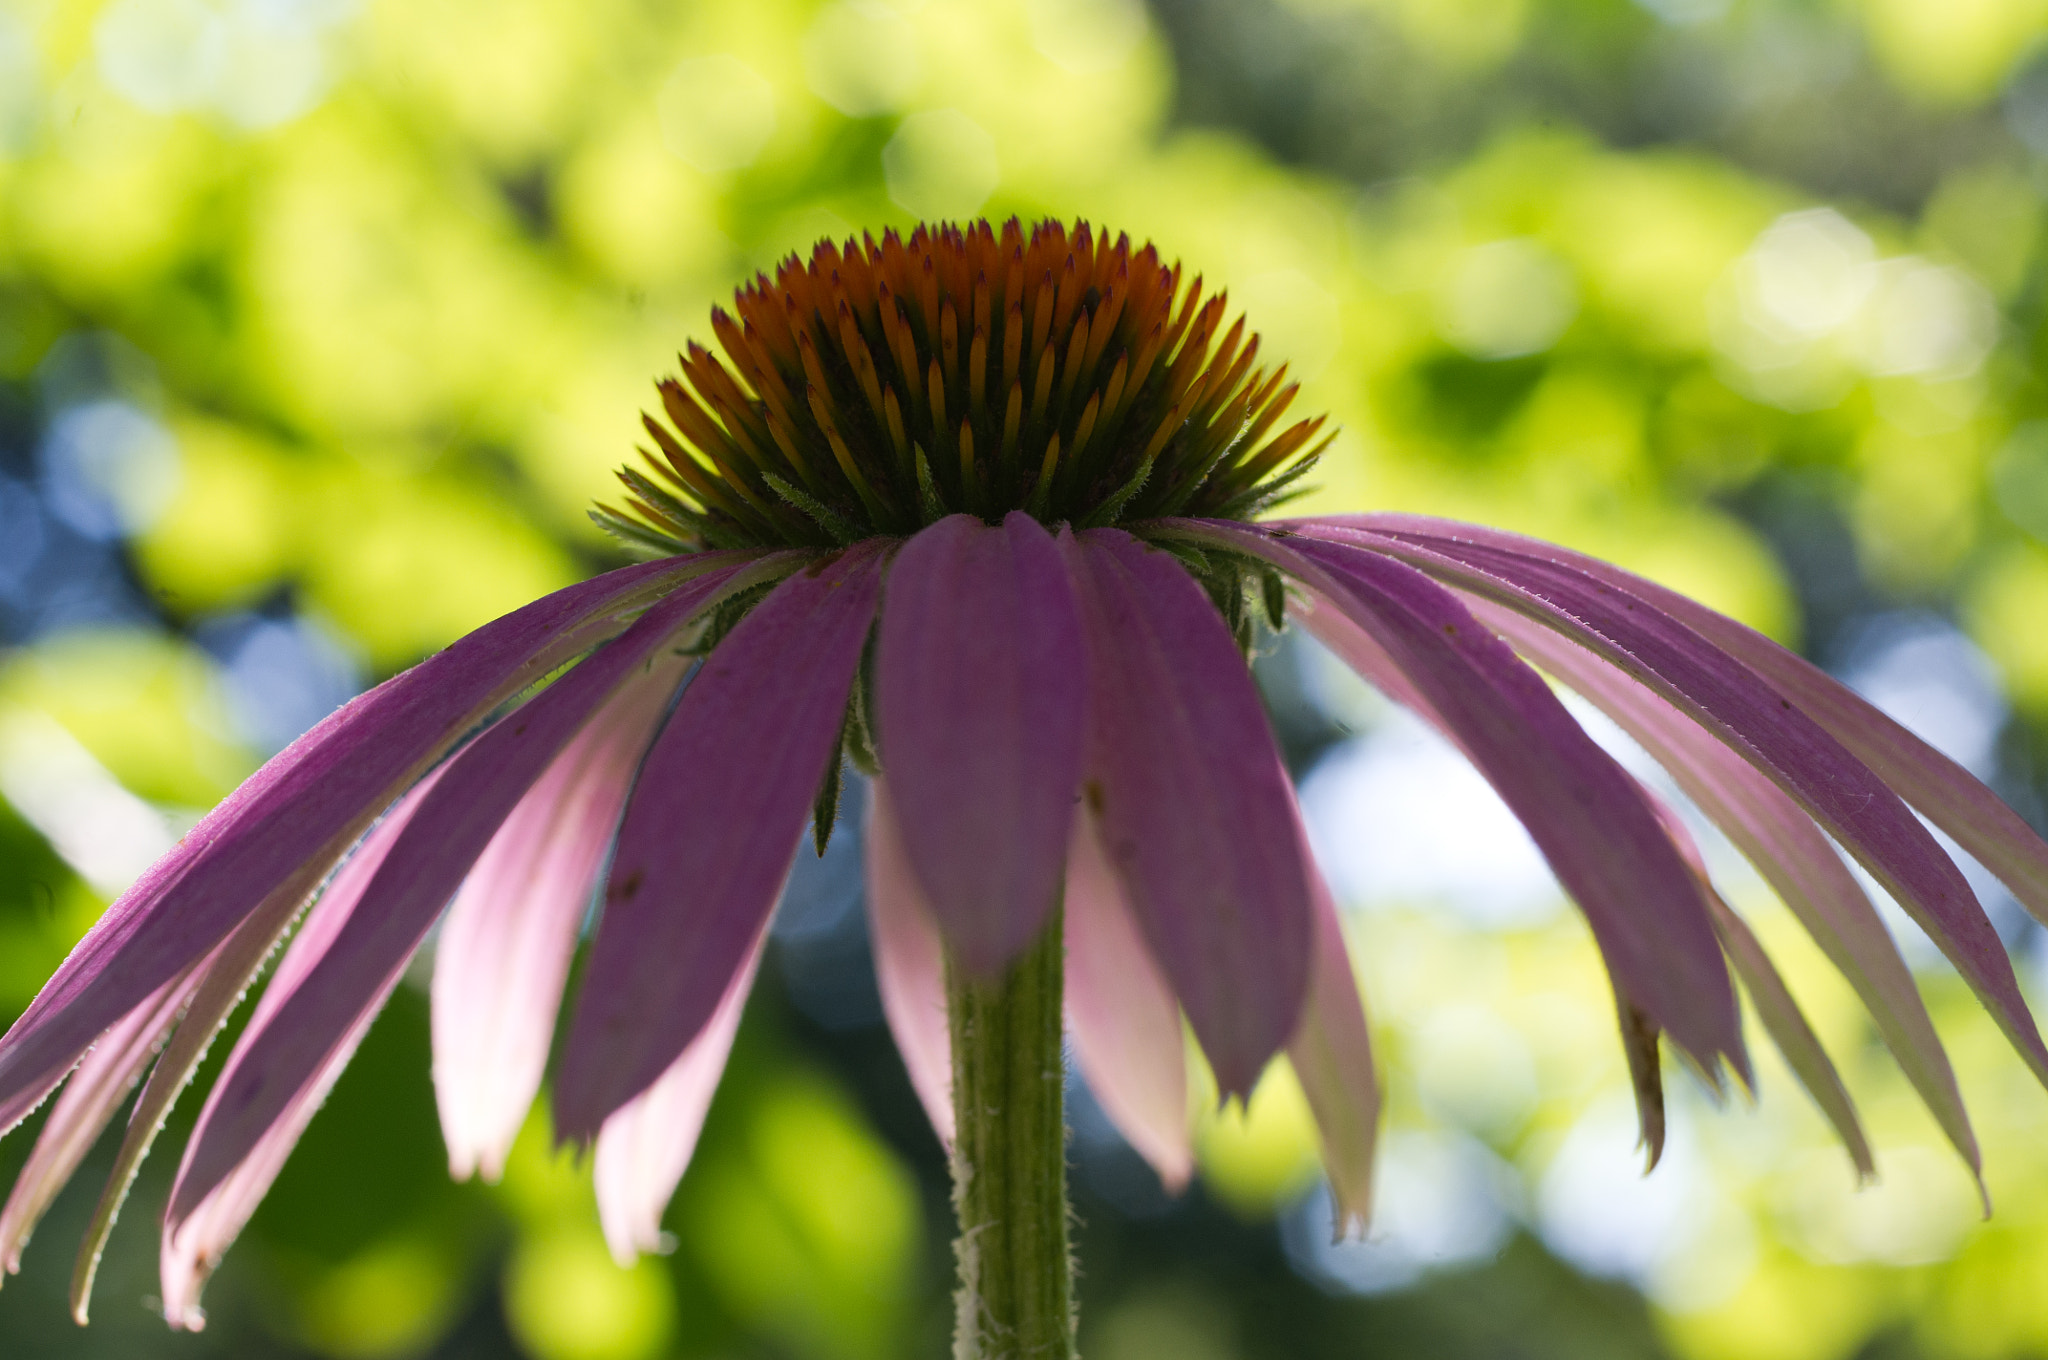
[[599, 219, 1330, 555]]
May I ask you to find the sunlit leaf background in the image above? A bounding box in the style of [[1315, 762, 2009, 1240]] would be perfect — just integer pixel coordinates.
[[5, 0, 2048, 1355]]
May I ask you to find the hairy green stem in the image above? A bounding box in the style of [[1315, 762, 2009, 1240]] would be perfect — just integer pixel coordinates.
[[946, 907, 1076, 1360]]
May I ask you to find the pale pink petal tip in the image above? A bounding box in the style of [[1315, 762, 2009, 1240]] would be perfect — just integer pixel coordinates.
[[1064, 807, 1192, 1192], [160, 774, 442, 1328], [1284, 837, 1380, 1232], [161, 966, 386, 1329], [0, 552, 725, 1134], [434, 653, 690, 1184], [1060, 528, 1313, 1099], [0, 967, 196, 1277], [559, 543, 887, 1141], [594, 926, 766, 1266], [68, 921, 277, 1323], [174, 560, 760, 1223], [864, 779, 956, 1147]]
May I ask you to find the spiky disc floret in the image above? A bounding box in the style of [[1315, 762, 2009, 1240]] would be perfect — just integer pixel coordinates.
[[595, 219, 1334, 554]]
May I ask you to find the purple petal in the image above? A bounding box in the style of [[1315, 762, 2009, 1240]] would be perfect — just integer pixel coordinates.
[[1347, 514, 2048, 944], [1676, 600, 2048, 935], [1192, 522, 1743, 1077], [67, 881, 335, 1321], [1306, 516, 2048, 1089], [434, 652, 693, 1183], [1058, 528, 1312, 1099], [0, 964, 200, 1279], [1291, 593, 1439, 723], [0, 1070, 69, 1146], [1294, 589, 1730, 1180], [161, 771, 443, 1329], [1285, 831, 1380, 1233], [594, 922, 768, 1266], [1614, 988, 1665, 1172], [1065, 803, 1192, 1193], [876, 512, 1086, 972], [557, 544, 890, 1140], [1640, 793, 1872, 1176], [0, 553, 748, 1130], [863, 777, 955, 1147], [1707, 885, 1874, 1182], [169, 561, 764, 1220], [1467, 600, 1976, 1178]]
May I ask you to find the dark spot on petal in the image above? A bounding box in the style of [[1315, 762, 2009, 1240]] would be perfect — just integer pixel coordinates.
[[614, 870, 643, 900]]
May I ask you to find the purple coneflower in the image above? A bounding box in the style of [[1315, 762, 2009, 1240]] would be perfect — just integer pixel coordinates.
[[3, 219, 2046, 1358]]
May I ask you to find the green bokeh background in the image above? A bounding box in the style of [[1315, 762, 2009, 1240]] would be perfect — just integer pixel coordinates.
[[6, 0, 2048, 1355]]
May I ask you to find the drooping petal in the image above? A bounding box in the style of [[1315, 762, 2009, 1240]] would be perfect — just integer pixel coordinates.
[[1291, 592, 1438, 722], [434, 652, 692, 1184], [1064, 804, 1191, 1192], [1674, 595, 2048, 932], [864, 776, 954, 1147], [170, 561, 764, 1220], [1293, 580, 1717, 1178], [1468, 599, 1975, 1178], [557, 543, 889, 1140], [0, 962, 202, 1278], [69, 883, 341, 1321], [1343, 513, 2048, 942], [160, 771, 443, 1330], [0, 553, 743, 1130], [0, 1071, 70, 1163], [1197, 522, 1743, 1077], [1284, 833, 1380, 1233], [1057, 528, 1313, 1099], [593, 923, 769, 1266], [1642, 790, 1876, 1181], [876, 512, 1087, 972], [1309, 518, 2048, 1089], [1614, 989, 1665, 1173], [1707, 886, 1875, 1183]]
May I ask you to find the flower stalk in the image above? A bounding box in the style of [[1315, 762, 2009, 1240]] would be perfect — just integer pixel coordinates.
[[946, 904, 1075, 1360]]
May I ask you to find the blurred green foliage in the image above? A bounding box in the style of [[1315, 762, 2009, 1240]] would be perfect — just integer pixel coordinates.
[[9, 0, 2048, 1356]]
